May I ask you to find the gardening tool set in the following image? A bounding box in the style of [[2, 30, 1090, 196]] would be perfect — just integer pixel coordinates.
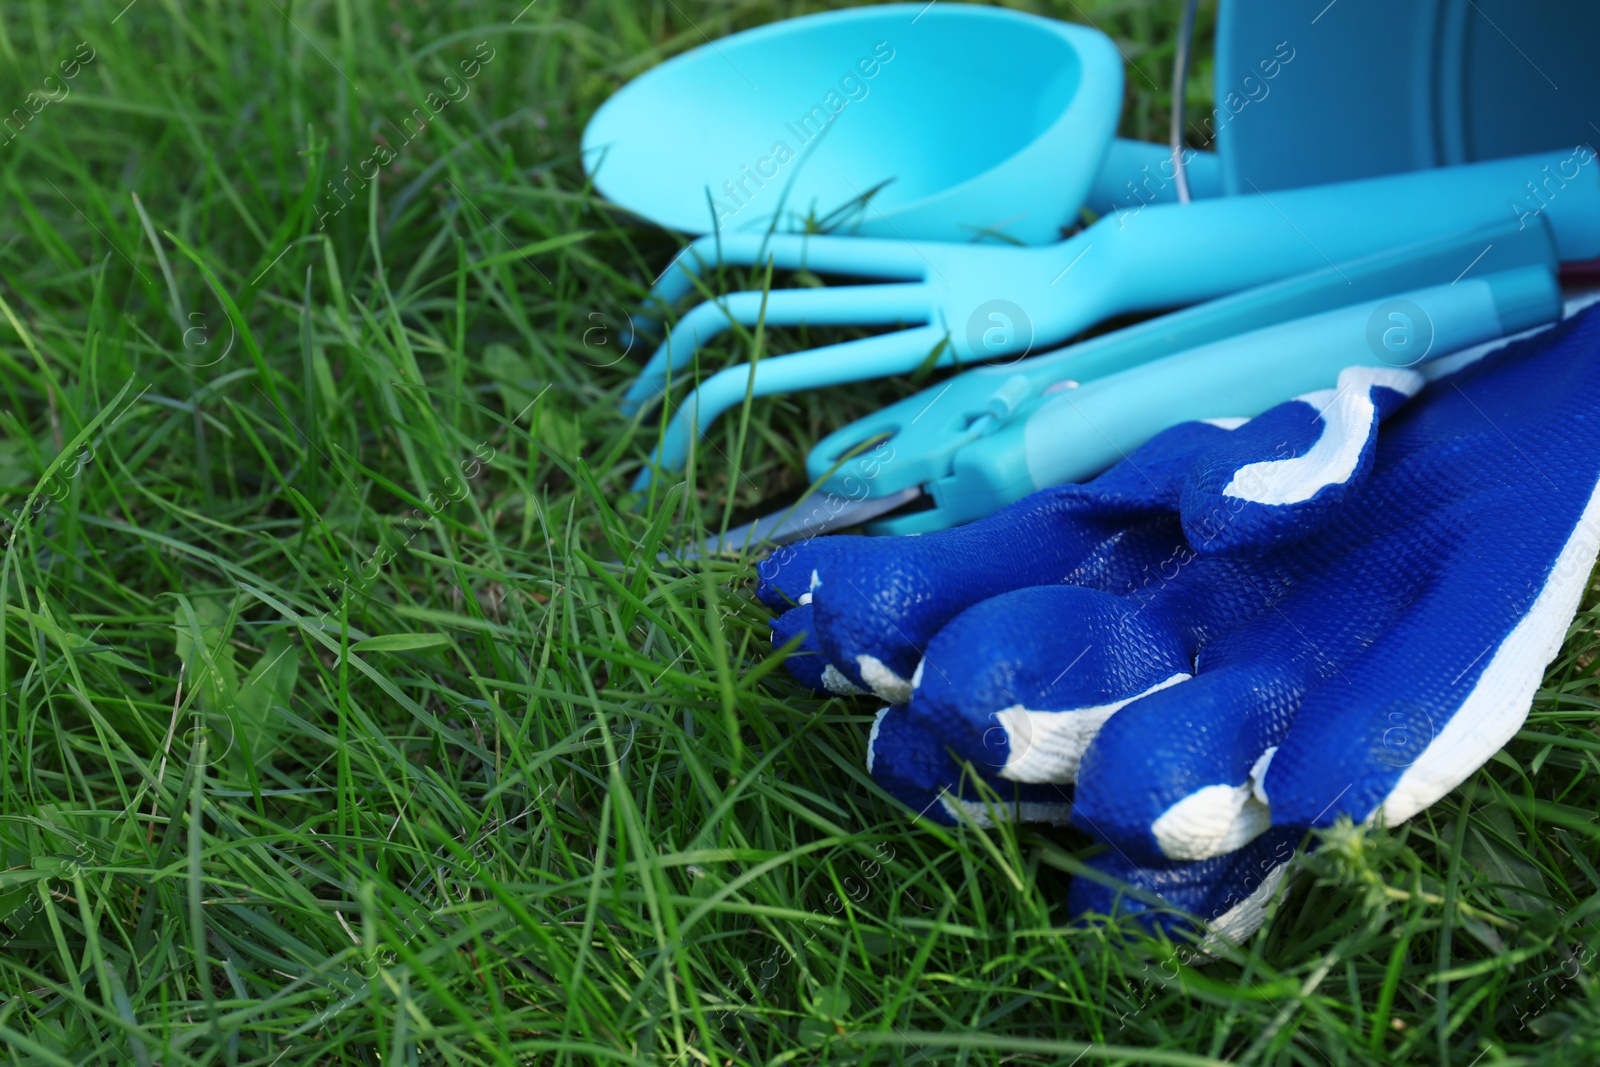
[[580, 0, 1600, 934], [584, 1, 1600, 544]]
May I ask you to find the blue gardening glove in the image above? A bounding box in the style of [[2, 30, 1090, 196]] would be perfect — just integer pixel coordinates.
[[759, 304, 1600, 937]]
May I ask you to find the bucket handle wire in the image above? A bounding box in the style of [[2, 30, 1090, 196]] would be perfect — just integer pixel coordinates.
[[1170, 0, 1200, 203]]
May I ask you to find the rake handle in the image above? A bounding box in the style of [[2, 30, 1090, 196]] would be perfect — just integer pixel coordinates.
[[1093, 148, 1600, 312]]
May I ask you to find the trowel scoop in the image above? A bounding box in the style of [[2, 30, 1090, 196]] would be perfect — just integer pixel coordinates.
[[581, 3, 1136, 246]]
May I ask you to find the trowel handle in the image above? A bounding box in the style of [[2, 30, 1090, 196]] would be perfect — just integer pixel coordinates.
[[1087, 140, 1223, 212]]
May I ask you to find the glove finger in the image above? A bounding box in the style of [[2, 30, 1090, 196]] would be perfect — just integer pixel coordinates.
[[900, 584, 1198, 783], [1071, 664, 1292, 864], [1179, 366, 1422, 556], [781, 495, 1187, 703], [1067, 826, 1300, 942], [770, 603, 862, 694], [865, 706, 1074, 827], [755, 535, 845, 609]]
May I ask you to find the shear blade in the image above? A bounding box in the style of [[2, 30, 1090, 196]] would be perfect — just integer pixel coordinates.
[[667, 486, 924, 561]]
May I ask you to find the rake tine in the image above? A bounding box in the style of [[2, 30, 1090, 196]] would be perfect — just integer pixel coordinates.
[[635, 231, 931, 334], [633, 323, 951, 488], [622, 282, 933, 412]]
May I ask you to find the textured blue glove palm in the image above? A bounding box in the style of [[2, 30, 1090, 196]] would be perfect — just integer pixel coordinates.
[[759, 304, 1600, 937]]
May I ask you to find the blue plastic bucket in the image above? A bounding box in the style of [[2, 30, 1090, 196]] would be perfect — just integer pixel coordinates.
[[1214, 0, 1599, 193]]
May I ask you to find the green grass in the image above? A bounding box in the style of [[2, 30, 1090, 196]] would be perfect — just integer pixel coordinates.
[[0, 0, 1596, 1063]]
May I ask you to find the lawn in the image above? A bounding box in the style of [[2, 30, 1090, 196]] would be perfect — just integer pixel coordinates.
[[0, 0, 1596, 1063]]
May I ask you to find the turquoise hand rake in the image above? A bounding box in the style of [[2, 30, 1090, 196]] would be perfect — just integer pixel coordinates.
[[627, 150, 1600, 488]]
